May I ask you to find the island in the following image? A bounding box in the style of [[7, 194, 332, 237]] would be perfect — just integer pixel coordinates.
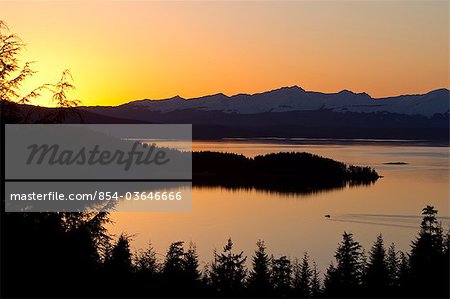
[[193, 151, 380, 194]]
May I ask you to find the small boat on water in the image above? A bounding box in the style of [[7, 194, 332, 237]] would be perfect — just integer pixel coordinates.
[[324, 214, 331, 218]]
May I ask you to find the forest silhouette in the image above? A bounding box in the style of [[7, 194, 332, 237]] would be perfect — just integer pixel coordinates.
[[1, 206, 449, 298]]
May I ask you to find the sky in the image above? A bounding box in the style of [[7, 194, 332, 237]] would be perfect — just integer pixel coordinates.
[[2, 1, 449, 107]]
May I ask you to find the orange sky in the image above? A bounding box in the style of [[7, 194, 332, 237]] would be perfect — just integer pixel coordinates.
[[2, 1, 449, 107]]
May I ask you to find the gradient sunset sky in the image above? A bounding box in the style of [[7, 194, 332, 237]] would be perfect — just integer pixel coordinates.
[[3, 1, 449, 107]]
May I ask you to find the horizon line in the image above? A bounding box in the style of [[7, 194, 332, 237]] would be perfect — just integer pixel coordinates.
[[77, 85, 449, 108]]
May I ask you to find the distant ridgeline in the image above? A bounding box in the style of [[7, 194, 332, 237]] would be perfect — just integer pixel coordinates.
[[6, 87, 449, 142], [193, 152, 379, 194]]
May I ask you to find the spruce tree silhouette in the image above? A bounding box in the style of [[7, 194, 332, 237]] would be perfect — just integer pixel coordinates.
[[162, 241, 186, 295], [324, 263, 338, 297], [62, 212, 110, 295], [0, 20, 81, 124], [106, 234, 133, 272], [292, 253, 313, 298], [103, 234, 133, 296], [134, 241, 159, 277], [310, 261, 323, 298], [1, 20, 44, 122], [270, 255, 292, 297], [183, 242, 202, 294], [365, 234, 389, 296], [248, 240, 272, 296], [409, 206, 447, 297], [397, 251, 410, 294], [209, 238, 247, 296], [386, 243, 400, 292], [325, 232, 364, 297], [134, 241, 160, 296]]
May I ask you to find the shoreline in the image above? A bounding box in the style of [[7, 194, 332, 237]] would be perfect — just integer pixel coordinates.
[[192, 137, 450, 147]]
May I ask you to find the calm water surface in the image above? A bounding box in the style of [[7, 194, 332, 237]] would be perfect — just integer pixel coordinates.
[[108, 140, 449, 272]]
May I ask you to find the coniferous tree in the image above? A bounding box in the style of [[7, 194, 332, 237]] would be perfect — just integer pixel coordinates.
[[310, 261, 322, 298], [0, 20, 80, 124], [210, 238, 247, 296], [386, 243, 399, 290], [292, 258, 302, 296], [248, 240, 272, 296], [324, 262, 338, 297], [103, 234, 133, 296], [61, 212, 111, 294], [183, 242, 202, 292], [270, 255, 292, 297], [409, 206, 446, 297], [38, 69, 82, 123], [360, 248, 368, 290], [397, 251, 410, 292], [325, 232, 364, 297], [135, 241, 159, 275], [365, 234, 389, 296], [293, 253, 312, 298], [164, 241, 185, 274], [163, 241, 186, 294], [134, 241, 160, 296], [105, 234, 133, 274], [1, 20, 42, 122], [135, 242, 159, 274]]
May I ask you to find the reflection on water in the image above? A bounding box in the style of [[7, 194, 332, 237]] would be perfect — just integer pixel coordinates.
[[108, 140, 449, 272], [193, 177, 378, 197]]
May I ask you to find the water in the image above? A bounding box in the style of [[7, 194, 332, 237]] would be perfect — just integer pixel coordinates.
[[107, 139, 449, 272]]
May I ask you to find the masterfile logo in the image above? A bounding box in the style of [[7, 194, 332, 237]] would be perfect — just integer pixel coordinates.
[[5, 124, 192, 180], [25, 142, 170, 171], [4, 124, 192, 212]]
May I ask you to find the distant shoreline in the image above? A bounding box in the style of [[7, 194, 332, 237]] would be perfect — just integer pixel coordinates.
[[193, 137, 450, 147]]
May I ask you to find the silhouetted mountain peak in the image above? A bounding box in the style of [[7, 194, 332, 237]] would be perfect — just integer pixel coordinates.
[[282, 85, 305, 92], [425, 88, 449, 97], [336, 90, 371, 98], [193, 93, 229, 101], [338, 89, 354, 95], [168, 95, 185, 101], [269, 85, 305, 94]]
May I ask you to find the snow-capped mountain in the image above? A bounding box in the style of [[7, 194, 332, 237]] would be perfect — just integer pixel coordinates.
[[120, 87, 449, 117], [80, 87, 449, 141]]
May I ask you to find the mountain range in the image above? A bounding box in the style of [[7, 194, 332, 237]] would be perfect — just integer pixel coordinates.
[[112, 86, 449, 117], [79, 87, 449, 142]]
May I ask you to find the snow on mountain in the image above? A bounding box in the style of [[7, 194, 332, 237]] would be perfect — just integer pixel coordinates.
[[122, 86, 449, 117]]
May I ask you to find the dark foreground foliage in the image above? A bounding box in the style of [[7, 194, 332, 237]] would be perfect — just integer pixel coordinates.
[[1, 206, 448, 298]]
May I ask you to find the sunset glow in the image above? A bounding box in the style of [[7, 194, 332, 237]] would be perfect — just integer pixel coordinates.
[[2, 1, 448, 107]]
